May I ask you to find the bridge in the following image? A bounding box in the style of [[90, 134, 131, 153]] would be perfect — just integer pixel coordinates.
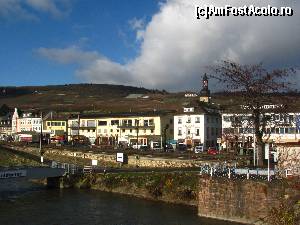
[[0, 167, 66, 189]]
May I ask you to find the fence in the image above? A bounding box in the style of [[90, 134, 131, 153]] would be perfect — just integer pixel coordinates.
[[199, 163, 300, 181]]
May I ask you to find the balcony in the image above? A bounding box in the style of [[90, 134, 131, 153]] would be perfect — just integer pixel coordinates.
[[118, 123, 155, 129]]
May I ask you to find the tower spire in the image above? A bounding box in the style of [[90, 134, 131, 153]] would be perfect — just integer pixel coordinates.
[[199, 73, 210, 103]]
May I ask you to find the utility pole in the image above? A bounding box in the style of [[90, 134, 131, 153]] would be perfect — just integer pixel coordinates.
[[136, 119, 139, 149], [77, 114, 80, 142], [40, 112, 43, 165], [253, 130, 256, 167]]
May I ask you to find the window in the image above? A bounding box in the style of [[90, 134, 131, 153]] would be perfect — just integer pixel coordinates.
[[195, 117, 200, 123], [280, 128, 284, 134], [289, 127, 295, 134], [178, 118, 182, 124], [122, 119, 132, 126], [207, 117, 210, 123], [151, 129, 154, 133], [122, 129, 125, 132], [178, 129, 182, 135], [169, 119, 173, 124], [187, 129, 190, 135], [144, 129, 146, 133], [130, 129, 132, 133], [87, 120, 95, 127], [275, 128, 280, 134], [98, 121, 107, 126], [104, 129, 107, 133], [111, 120, 119, 126], [47, 122, 51, 126], [62, 122, 65, 126], [149, 119, 154, 126], [285, 128, 289, 134], [110, 129, 113, 132], [187, 117, 191, 123]]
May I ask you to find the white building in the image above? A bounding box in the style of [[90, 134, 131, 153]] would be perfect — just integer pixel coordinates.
[[222, 112, 300, 146], [174, 105, 221, 149], [12, 110, 43, 133]]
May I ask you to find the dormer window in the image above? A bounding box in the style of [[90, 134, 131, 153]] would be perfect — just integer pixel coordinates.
[[183, 107, 194, 112]]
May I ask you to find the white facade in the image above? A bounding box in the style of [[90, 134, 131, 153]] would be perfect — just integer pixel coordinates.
[[222, 113, 300, 143], [11, 108, 19, 134], [174, 108, 221, 149]]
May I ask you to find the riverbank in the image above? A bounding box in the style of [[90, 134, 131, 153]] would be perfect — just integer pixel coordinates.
[[0, 146, 41, 167], [60, 171, 199, 206]]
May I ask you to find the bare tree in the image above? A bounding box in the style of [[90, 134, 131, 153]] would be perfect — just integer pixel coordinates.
[[210, 61, 295, 166]]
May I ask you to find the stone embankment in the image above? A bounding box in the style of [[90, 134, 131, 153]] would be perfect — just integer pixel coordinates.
[[198, 177, 300, 225], [2, 144, 239, 168]]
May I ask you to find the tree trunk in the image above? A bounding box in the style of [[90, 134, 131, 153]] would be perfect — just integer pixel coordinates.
[[254, 109, 264, 167], [256, 141, 264, 167]]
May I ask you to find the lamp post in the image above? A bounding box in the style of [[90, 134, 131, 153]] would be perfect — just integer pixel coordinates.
[[163, 124, 169, 152], [135, 119, 139, 149]]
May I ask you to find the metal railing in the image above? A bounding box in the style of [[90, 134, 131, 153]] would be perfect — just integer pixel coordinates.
[[199, 164, 300, 181]]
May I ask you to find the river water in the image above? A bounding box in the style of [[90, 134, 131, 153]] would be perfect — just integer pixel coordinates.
[[0, 184, 246, 225], [0, 147, 243, 225]]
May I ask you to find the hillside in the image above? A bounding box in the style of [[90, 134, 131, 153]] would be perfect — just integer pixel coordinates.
[[1, 84, 300, 114], [0, 84, 183, 113]]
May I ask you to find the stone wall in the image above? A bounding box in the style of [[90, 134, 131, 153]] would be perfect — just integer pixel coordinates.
[[198, 177, 300, 224], [277, 145, 300, 176], [5, 144, 239, 168]]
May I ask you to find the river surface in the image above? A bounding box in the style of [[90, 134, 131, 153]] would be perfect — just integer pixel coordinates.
[[0, 183, 246, 225], [0, 147, 243, 225]]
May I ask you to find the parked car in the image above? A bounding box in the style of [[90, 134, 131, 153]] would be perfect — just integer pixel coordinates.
[[150, 141, 161, 151], [177, 143, 187, 151], [194, 144, 204, 153], [164, 144, 174, 152], [139, 145, 150, 151], [207, 147, 218, 155]]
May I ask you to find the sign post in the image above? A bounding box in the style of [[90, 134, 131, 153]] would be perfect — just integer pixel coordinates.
[[265, 143, 270, 181]]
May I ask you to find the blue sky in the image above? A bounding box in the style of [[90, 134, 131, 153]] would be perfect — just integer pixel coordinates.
[[0, 0, 299, 91], [0, 0, 160, 86]]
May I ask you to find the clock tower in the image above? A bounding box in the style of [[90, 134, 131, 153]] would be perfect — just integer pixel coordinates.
[[199, 73, 210, 103]]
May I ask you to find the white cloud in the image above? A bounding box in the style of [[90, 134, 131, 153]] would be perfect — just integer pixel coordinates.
[[36, 46, 100, 64], [26, 0, 61, 18], [38, 0, 300, 91], [0, 0, 37, 21], [129, 17, 145, 30], [0, 0, 72, 21]]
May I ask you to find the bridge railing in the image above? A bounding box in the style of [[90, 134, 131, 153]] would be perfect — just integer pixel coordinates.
[[51, 161, 83, 175]]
